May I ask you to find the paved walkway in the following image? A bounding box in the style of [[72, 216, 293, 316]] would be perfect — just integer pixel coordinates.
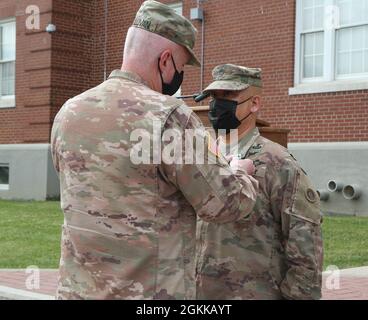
[[0, 269, 57, 299], [321, 266, 368, 300], [0, 267, 367, 300]]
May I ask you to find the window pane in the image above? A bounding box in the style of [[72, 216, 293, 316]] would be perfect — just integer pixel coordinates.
[[304, 33, 314, 55], [0, 165, 9, 184], [1, 61, 15, 95], [337, 28, 351, 51], [352, 26, 364, 50], [302, 32, 324, 78], [315, 55, 324, 76], [1, 22, 16, 61], [303, 0, 324, 31], [365, 51, 368, 72], [305, 32, 324, 54], [304, 56, 314, 78], [351, 0, 365, 24], [302, 0, 324, 31], [336, 25, 368, 75], [303, 8, 314, 30], [351, 51, 363, 73], [338, 0, 351, 25], [314, 5, 324, 29], [336, 0, 368, 26], [303, 0, 314, 8], [337, 52, 349, 74], [315, 32, 324, 54]]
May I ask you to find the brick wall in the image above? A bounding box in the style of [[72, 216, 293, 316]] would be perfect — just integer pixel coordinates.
[[0, 0, 53, 144], [101, 0, 368, 143], [50, 0, 94, 122], [0, 0, 367, 144]]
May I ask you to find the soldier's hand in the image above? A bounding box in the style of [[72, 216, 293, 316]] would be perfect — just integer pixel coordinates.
[[230, 158, 255, 175]]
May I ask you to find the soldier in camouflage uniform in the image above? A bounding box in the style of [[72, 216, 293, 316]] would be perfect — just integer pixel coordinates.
[[196, 64, 324, 300], [50, 2, 258, 300]]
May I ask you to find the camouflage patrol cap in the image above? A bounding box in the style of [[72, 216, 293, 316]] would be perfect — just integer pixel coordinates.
[[203, 64, 262, 93], [132, 0, 200, 67]]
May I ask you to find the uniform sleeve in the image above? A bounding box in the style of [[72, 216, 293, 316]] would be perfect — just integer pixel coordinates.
[[50, 113, 61, 174], [269, 161, 323, 300], [160, 105, 258, 224]]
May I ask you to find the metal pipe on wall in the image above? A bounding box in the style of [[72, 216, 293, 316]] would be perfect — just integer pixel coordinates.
[[317, 190, 330, 201], [342, 184, 362, 200], [327, 180, 344, 192]]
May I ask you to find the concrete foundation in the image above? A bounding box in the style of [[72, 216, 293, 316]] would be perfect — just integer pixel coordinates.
[[0, 144, 59, 201], [289, 142, 368, 216], [0, 142, 367, 217]]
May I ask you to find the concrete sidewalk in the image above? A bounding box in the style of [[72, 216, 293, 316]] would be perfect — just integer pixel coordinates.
[[0, 269, 57, 300], [0, 267, 367, 300], [321, 266, 368, 300]]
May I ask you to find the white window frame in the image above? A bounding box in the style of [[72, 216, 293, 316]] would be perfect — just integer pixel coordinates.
[[0, 163, 10, 191], [290, 0, 368, 95], [0, 17, 16, 108]]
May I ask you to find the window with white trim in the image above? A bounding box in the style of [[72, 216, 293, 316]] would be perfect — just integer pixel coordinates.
[[335, 0, 368, 78], [291, 0, 368, 94], [0, 19, 16, 108], [0, 164, 9, 191], [168, 2, 183, 97]]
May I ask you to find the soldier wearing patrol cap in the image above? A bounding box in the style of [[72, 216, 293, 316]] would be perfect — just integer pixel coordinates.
[[51, 2, 258, 300], [196, 64, 324, 300]]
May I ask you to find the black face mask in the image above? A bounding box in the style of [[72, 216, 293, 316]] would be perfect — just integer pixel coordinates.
[[158, 55, 184, 96], [209, 96, 253, 133]]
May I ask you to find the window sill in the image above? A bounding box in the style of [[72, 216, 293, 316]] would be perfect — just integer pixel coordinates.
[[0, 184, 9, 191], [289, 80, 368, 95], [0, 96, 15, 108]]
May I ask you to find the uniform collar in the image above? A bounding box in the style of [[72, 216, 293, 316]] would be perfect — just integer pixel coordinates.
[[229, 127, 260, 158], [108, 70, 149, 87]]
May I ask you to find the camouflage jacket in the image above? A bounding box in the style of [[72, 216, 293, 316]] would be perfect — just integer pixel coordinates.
[[50, 70, 258, 300], [196, 127, 323, 300]]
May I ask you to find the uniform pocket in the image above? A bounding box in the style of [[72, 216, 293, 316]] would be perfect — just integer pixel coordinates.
[[289, 170, 322, 225]]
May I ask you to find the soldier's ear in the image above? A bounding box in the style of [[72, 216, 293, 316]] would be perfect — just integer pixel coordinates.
[[251, 96, 261, 113], [159, 50, 172, 70]]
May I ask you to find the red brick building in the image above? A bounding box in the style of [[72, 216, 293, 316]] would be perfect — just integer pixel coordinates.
[[0, 0, 367, 215]]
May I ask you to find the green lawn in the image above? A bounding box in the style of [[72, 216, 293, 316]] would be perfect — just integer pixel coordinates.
[[0, 200, 367, 270], [0, 200, 63, 268], [322, 215, 368, 269]]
